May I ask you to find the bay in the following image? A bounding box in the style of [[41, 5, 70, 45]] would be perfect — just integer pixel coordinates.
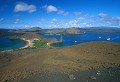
[[0, 36, 26, 51], [40, 32, 120, 47]]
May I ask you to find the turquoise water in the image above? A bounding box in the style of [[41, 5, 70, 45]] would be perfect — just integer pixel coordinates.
[[0, 36, 26, 51], [0, 32, 120, 50], [40, 32, 120, 47]]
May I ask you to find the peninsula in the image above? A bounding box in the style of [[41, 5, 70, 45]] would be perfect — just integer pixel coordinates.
[[0, 27, 120, 82]]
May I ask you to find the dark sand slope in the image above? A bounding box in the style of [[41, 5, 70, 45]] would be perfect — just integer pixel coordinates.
[[0, 42, 120, 82]]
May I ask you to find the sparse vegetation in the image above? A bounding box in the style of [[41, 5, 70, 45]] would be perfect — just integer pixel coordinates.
[[33, 40, 47, 48]]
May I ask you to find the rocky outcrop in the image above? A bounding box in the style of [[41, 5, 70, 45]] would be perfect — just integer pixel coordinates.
[[20, 32, 57, 43], [65, 27, 81, 34], [19, 32, 40, 40], [59, 35, 63, 42], [47, 38, 57, 43], [45, 29, 65, 34], [0, 32, 3, 36], [27, 27, 41, 32], [44, 27, 83, 34]]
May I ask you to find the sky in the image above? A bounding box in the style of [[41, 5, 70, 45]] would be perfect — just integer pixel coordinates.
[[0, 0, 120, 29]]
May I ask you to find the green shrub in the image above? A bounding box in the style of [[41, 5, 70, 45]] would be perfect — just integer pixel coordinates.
[[33, 40, 47, 48]]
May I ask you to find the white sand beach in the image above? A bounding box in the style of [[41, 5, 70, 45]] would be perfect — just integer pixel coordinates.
[[21, 38, 33, 49]]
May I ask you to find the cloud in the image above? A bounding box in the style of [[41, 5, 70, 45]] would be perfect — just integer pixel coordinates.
[[67, 20, 80, 27], [57, 10, 69, 16], [73, 12, 87, 18], [102, 17, 120, 26], [14, 18, 20, 24], [96, 13, 120, 27], [52, 18, 57, 22], [98, 13, 108, 17], [0, 18, 4, 22], [57, 10, 64, 14], [49, 18, 81, 28], [77, 17, 85, 20], [74, 12, 82, 16], [14, 2, 36, 13], [42, 5, 69, 16], [42, 5, 58, 13], [63, 12, 69, 16]]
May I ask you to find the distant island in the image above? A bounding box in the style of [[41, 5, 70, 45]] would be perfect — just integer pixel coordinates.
[[4, 27, 120, 35], [0, 27, 120, 82], [1, 27, 119, 48], [1, 27, 120, 49]]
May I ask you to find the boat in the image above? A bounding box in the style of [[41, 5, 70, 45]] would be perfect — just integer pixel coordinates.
[[107, 38, 111, 41], [75, 41, 77, 42]]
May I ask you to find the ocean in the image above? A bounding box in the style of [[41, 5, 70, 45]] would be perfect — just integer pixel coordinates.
[[0, 32, 120, 50], [0, 36, 26, 51], [40, 32, 120, 47]]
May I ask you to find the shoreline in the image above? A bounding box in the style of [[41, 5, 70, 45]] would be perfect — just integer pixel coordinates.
[[20, 38, 32, 49]]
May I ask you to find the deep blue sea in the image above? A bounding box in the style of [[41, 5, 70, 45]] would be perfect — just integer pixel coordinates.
[[0, 32, 120, 51], [0, 36, 26, 51], [40, 32, 120, 47]]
